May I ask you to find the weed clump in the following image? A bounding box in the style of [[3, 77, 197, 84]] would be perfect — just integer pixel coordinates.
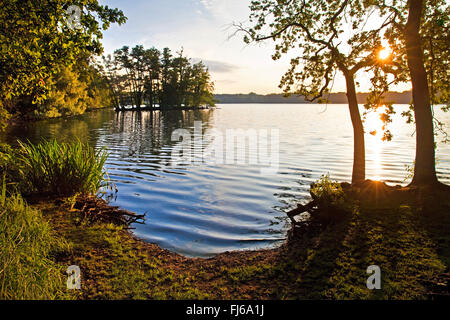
[[310, 174, 350, 224], [16, 139, 110, 197]]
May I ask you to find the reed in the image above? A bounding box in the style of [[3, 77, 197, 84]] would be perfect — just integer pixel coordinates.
[[18, 139, 110, 197]]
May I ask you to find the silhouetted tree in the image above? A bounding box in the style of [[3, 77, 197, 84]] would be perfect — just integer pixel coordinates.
[[240, 0, 397, 184], [371, 0, 449, 187], [105, 45, 215, 110]]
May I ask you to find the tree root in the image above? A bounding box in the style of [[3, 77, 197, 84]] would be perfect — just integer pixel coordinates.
[[72, 195, 146, 227]]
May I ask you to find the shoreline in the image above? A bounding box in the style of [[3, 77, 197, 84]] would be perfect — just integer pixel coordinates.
[[114, 105, 213, 112], [31, 182, 450, 300], [36, 196, 289, 299], [6, 106, 113, 128]]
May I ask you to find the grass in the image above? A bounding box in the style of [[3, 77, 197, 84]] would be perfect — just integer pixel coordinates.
[[17, 139, 110, 197], [1, 142, 448, 300], [33, 182, 449, 300], [1, 184, 448, 300], [0, 140, 109, 299], [0, 189, 72, 299], [37, 201, 211, 299]]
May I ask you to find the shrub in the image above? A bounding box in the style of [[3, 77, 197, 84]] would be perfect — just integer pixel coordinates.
[[310, 174, 349, 224], [0, 191, 70, 299], [17, 139, 110, 197]]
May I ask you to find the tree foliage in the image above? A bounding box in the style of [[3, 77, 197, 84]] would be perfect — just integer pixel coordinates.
[[35, 60, 111, 118], [0, 0, 126, 128], [240, 0, 401, 182], [104, 45, 215, 109], [242, 1, 396, 97], [371, 0, 449, 139]]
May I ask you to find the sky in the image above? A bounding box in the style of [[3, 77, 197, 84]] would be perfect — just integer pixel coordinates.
[[99, 0, 411, 94]]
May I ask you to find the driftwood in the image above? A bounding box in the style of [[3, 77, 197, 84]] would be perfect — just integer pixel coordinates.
[[72, 195, 146, 227], [286, 200, 317, 225]]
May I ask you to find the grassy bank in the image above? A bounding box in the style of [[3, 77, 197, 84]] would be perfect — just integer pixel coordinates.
[[0, 139, 108, 299], [29, 182, 449, 300], [1, 141, 448, 299], [0, 193, 72, 299]]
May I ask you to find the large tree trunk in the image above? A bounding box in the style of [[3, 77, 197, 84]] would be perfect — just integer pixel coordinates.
[[345, 72, 366, 184], [404, 0, 438, 186]]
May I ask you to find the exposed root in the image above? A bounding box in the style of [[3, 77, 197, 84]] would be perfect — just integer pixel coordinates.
[[72, 195, 146, 227]]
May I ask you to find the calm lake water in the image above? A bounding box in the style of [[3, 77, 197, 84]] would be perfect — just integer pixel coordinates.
[[3, 104, 450, 257]]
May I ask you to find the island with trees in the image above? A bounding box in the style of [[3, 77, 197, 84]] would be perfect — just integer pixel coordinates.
[[103, 46, 215, 111]]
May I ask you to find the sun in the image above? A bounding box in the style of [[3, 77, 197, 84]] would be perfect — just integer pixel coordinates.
[[378, 47, 391, 61]]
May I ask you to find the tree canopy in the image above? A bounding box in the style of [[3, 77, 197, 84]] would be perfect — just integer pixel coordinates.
[[0, 0, 126, 128], [103, 45, 215, 110], [240, 0, 449, 186], [240, 0, 401, 183]]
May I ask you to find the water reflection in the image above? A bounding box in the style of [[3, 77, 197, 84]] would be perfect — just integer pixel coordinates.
[[2, 104, 449, 257]]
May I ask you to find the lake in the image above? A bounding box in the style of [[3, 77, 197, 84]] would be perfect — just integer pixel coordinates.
[[3, 104, 450, 257]]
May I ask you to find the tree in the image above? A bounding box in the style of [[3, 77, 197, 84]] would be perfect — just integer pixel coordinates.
[[372, 0, 449, 187], [405, 0, 436, 186], [102, 54, 125, 110], [190, 62, 215, 107], [38, 66, 89, 118], [240, 0, 396, 184], [105, 45, 215, 110], [160, 48, 174, 108], [114, 46, 147, 110], [76, 56, 113, 111], [0, 0, 126, 128], [172, 49, 191, 107], [143, 48, 162, 108], [35, 56, 113, 118]]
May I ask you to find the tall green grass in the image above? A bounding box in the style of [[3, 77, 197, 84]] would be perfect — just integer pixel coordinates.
[[0, 188, 70, 299], [18, 139, 110, 197]]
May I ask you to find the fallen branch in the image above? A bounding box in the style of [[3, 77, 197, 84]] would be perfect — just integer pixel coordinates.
[[287, 200, 317, 218]]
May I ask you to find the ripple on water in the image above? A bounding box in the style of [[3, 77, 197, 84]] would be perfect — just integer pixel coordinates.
[[4, 104, 449, 257]]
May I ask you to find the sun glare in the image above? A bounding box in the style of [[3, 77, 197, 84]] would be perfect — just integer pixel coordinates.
[[365, 107, 386, 181], [378, 47, 391, 61]]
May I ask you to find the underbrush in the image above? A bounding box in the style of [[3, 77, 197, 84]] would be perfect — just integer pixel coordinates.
[[310, 174, 352, 224]]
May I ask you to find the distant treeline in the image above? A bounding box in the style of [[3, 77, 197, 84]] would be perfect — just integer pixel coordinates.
[[214, 91, 413, 104]]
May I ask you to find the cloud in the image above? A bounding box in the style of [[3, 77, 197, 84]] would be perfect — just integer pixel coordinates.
[[193, 59, 239, 73]]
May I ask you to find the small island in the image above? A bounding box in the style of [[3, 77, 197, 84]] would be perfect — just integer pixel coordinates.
[[103, 46, 215, 112]]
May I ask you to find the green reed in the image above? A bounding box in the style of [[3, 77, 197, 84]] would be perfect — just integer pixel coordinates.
[[18, 139, 110, 197]]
